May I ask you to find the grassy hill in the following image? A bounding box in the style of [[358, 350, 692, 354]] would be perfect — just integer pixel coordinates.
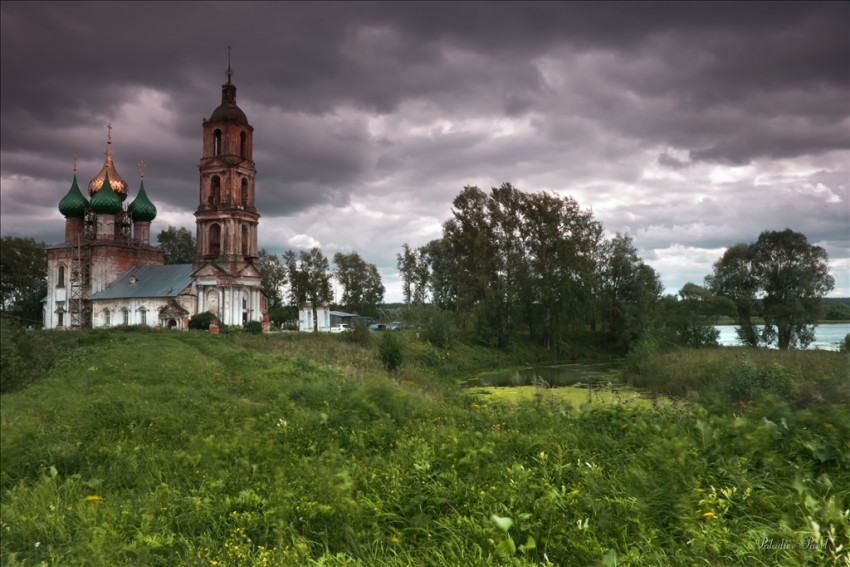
[[1, 327, 848, 565]]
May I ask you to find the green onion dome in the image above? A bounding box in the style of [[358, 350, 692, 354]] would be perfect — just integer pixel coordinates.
[[90, 171, 122, 214], [58, 175, 89, 218], [128, 180, 157, 222]]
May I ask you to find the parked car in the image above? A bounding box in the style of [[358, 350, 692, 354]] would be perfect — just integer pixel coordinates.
[[329, 323, 351, 333], [368, 323, 386, 331], [387, 322, 405, 331]]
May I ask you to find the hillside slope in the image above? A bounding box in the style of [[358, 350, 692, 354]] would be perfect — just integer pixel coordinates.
[[2, 330, 847, 566]]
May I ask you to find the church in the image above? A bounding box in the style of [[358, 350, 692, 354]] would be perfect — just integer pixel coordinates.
[[43, 66, 266, 330]]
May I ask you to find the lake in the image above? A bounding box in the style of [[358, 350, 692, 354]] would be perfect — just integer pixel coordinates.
[[715, 323, 849, 351]]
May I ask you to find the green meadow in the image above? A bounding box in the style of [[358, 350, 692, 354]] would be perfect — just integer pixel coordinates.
[[1, 326, 848, 566]]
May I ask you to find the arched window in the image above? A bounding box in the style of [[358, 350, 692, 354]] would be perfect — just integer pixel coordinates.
[[139, 307, 147, 326], [240, 132, 247, 159], [242, 224, 250, 256], [209, 224, 221, 256], [241, 178, 249, 208], [213, 129, 222, 156], [211, 176, 221, 207], [242, 292, 249, 324], [57, 265, 65, 288], [122, 308, 129, 326], [104, 308, 111, 327]]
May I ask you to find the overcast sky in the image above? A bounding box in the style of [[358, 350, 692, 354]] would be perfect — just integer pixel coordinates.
[[2, 1, 848, 301]]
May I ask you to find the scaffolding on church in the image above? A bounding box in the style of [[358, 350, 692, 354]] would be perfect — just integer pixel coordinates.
[[69, 221, 93, 329]]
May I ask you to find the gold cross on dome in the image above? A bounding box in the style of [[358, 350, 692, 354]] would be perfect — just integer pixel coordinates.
[[138, 161, 145, 178], [107, 122, 112, 143], [72, 153, 78, 174]]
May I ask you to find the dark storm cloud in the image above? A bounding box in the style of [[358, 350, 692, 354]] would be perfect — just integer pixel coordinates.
[[2, 1, 847, 298]]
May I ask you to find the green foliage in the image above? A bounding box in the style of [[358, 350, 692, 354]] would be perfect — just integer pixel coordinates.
[[597, 233, 663, 351], [418, 307, 456, 348], [708, 230, 835, 350], [0, 236, 47, 326], [822, 298, 850, 321], [188, 311, 217, 330], [156, 225, 195, 264], [0, 317, 33, 393], [379, 331, 403, 373], [333, 252, 385, 316], [258, 249, 288, 310], [243, 320, 263, 334], [625, 346, 849, 410], [342, 320, 372, 347], [653, 284, 729, 349], [2, 330, 848, 566]]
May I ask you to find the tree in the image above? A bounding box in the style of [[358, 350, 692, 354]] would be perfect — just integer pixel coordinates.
[[0, 236, 47, 325], [333, 252, 385, 316], [751, 229, 834, 349], [705, 243, 760, 347], [285, 247, 332, 332], [653, 283, 732, 348], [707, 229, 835, 350], [258, 249, 287, 310], [397, 243, 429, 307], [597, 233, 663, 350], [156, 226, 195, 264], [434, 184, 602, 350], [520, 190, 602, 350]]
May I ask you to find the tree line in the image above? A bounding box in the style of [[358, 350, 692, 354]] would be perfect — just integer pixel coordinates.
[[396, 184, 836, 352]]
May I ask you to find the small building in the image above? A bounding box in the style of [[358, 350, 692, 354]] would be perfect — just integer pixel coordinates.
[[297, 306, 361, 332], [298, 304, 330, 332]]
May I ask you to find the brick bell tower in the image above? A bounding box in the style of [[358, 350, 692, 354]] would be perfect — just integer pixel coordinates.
[[193, 56, 265, 325]]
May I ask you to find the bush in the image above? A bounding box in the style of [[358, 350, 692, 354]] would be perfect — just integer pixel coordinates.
[[420, 309, 455, 348], [343, 320, 371, 347], [243, 321, 263, 334], [379, 331, 403, 373], [0, 317, 32, 393], [188, 311, 217, 330]]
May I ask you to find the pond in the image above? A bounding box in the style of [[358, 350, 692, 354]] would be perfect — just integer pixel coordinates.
[[468, 363, 620, 389], [466, 363, 670, 407]]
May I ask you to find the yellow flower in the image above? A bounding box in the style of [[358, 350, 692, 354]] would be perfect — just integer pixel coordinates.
[[82, 495, 103, 502], [702, 511, 718, 520]]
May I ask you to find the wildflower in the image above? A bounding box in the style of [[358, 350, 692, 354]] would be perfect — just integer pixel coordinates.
[[703, 511, 718, 520], [83, 495, 103, 502]]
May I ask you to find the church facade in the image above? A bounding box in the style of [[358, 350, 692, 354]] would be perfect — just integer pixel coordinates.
[[43, 68, 266, 330]]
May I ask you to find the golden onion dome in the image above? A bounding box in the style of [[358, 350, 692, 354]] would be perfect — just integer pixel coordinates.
[[88, 124, 129, 201]]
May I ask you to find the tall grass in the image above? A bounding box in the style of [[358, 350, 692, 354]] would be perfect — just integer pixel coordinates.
[[2, 329, 848, 565]]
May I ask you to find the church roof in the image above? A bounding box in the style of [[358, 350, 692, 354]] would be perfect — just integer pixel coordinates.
[[89, 264, 194, 300], [206, 61, 249, 126]]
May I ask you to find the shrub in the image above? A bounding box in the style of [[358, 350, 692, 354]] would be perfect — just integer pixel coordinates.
[[420, 309, 455, 348], [188, 311, 217, 330], [0, 317, 32, 393], [243, 321, 263, 334], [379, 331, 403, 373], [725, 359, 765, 404], [343, 320, 371, 347]]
